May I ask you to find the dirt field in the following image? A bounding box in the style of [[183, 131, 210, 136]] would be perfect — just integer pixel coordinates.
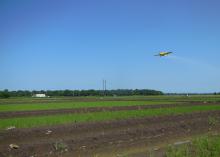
[[1, 109, 220, 157], [1, 97, 220, 157]]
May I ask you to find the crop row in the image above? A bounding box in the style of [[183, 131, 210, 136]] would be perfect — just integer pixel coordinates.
[[1, 105, 220, 129], [0, 101, 174, 112]]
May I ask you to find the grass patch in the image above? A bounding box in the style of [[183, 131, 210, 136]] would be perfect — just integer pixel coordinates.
[[166, 135, 220, 157], [0, 101, 175, 112], [1, 105, 220, 129]]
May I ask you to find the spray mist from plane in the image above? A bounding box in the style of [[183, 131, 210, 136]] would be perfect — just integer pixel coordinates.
[[164, 53, 217, 72], [153, 51, 217, 72]]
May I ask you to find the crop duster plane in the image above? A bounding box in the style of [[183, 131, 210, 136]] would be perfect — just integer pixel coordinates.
[[155, 51, 173, 57]]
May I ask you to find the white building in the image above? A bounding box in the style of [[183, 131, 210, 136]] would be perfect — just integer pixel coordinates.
[[33, 94, 47, 98]]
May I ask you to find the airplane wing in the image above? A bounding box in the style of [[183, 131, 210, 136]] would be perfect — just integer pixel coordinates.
[[163, 52, 173, 56]]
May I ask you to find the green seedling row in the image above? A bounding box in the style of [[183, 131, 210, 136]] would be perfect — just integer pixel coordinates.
[[0, 101, 175, 112], [1, 105, 220, 129]]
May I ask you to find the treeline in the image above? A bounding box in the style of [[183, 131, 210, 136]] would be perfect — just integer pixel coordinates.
[[0, 89, 164, 98], [166, 93, 220, 95]]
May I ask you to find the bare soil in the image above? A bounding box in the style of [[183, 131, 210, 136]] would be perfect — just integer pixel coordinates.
[[1, 110, 220, 157]]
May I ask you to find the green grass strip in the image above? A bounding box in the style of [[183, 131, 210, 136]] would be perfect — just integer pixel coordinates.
[[1, 105, 220, 129], [0, 101, 174, 112]]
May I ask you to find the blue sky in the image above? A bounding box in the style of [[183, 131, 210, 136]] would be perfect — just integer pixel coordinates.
[[1, 0, 220, 93]]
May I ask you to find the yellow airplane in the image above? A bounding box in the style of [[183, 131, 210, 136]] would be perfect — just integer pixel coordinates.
[[155, 51, 173, 57]]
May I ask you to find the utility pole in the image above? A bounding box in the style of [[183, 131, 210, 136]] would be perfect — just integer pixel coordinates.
[[103, 79, 105, 96], [105, 80, 107, 96], [102, 79, 107, 96]]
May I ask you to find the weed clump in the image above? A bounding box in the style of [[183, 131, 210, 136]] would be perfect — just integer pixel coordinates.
[[208, 116, 218, 127], [53, 140, 68, 153]]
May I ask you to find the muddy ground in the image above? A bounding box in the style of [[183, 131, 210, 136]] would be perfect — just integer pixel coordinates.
[[1, 102, 218, 119], [1, 110, 220, 157]]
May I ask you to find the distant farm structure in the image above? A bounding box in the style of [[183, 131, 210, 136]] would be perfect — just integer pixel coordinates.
[[32, 94, 48, 98]]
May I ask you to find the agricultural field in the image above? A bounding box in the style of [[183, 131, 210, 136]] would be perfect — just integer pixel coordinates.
[[1, 95, 220, 157]]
